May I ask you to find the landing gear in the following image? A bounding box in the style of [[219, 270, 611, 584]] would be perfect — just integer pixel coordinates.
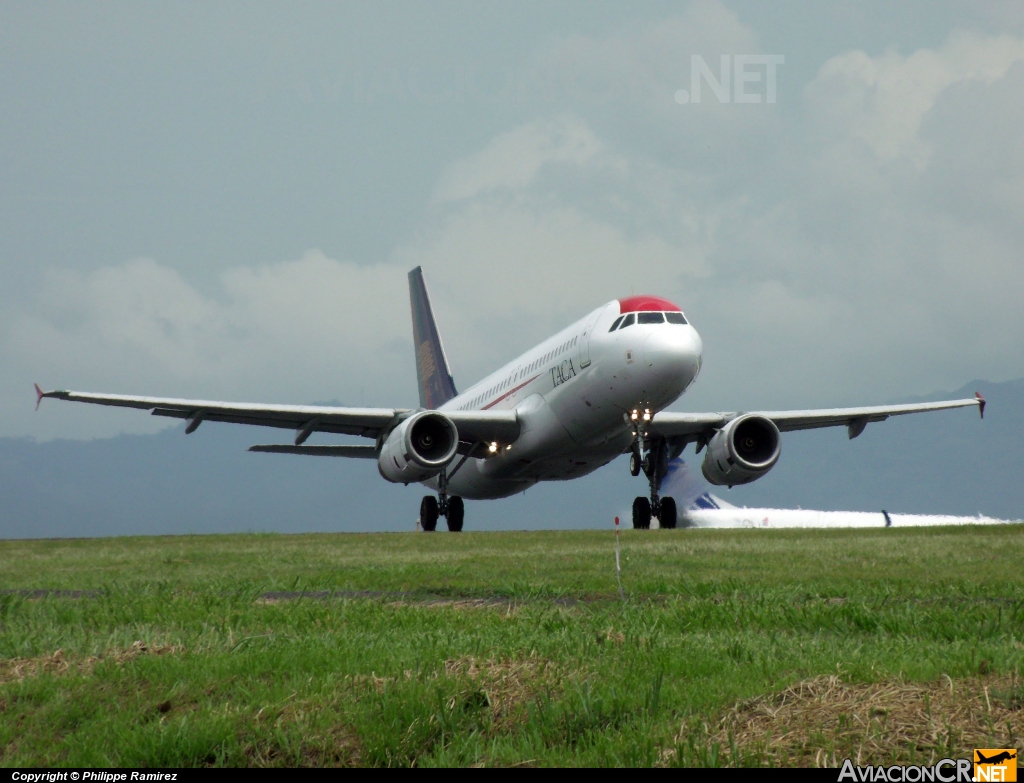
[[446, 496, 464, 532], [419, 492, 465, 532], [659, 496, 677, 530], [632, 496, 651, 529], [420, 495, 439, 532], [629, 448, 641, 477], [421, 468, 465, 532], [628, 432, 678, 530]]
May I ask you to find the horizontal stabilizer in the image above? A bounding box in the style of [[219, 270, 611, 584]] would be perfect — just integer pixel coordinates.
[[249, 444, 377, 458]]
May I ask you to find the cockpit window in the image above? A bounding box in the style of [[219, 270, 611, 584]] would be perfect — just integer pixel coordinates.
[[637, 312, 664, 324], [619, 313, 635, 328], [665, 311, 687, 324], [608, 315, 624, 332]]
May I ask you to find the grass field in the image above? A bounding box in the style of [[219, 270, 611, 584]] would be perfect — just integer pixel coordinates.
[[1, 525, 1022, 767]]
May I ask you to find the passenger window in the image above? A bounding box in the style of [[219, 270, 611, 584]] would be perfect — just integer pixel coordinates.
[[619, 313, 635, 328], [608, 315, 624, 332], [665, 312, 687, 324], [638, 312, 664, 324]]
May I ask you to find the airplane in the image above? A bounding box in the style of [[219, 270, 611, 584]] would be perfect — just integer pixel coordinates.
[[659, 458, 1017, 529], [35, 267, 986, 532], [975, 751, 1016, 765]]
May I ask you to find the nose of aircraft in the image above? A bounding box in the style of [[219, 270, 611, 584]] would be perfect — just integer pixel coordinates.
[[643, 326, 702, 384]]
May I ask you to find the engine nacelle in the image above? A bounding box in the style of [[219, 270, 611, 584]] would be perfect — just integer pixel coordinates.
[[378, 411, 459, 484], [701, 414, 781, 486]]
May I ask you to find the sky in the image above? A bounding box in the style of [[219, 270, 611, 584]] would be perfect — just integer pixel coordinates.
[[3, 1, 1024, 443]]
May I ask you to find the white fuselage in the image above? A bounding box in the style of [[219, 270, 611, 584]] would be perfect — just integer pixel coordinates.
[[430, 300, 703, 499]]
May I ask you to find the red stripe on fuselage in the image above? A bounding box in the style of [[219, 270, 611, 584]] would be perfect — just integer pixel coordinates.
[[617, 295, 681, 313], [482, 374, 541, 410]]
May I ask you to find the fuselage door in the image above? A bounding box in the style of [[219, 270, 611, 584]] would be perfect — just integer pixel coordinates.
[[578, 306, 608, 369]]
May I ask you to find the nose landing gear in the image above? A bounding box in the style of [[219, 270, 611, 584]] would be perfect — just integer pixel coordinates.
[[628, 436, 677, 530]]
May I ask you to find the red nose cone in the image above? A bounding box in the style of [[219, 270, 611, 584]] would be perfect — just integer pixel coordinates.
[[617, 295, 681, 313]]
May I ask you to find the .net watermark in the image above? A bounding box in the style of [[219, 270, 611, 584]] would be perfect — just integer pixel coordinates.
[[675, 54, 785, 105]]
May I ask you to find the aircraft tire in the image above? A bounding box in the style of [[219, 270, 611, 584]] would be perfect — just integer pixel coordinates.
[[629, 451, 641, 477], [641, 453, 653, 477], [659, 497, 677, 529], [632, 496, 651, 529], [446, 496, 465, 532], [420, 495, 439, 532]]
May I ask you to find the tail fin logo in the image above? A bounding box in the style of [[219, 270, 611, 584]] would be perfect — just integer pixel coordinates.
[[408, 267, 458, 410]]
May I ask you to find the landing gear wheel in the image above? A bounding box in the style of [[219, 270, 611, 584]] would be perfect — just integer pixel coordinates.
[[446, 496, 465, 532], [641, 452, 653, 477], [632, 496, 651, 530], [629, 450, 641, 477], [420, 495, 439, 532], [658, 496, 677, 530]]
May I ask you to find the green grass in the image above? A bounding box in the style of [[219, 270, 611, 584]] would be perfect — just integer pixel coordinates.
[[1, 525, 1022, 767]]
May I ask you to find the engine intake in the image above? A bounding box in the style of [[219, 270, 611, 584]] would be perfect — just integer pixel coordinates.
[[378, 411, 459, 484], [701, 414, 781, 486]]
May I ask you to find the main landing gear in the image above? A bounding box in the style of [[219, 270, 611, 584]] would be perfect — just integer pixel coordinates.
[[629, 437, 677, 531], [419, 469, 465, 532], [419, 495, 464, 532]]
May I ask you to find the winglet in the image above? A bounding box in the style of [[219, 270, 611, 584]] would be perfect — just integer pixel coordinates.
[[975, 391, 986, 419], [34, 383, 44, 411]]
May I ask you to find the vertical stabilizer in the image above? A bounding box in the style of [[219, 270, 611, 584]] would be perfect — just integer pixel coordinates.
[[408, 267, 458, 409]]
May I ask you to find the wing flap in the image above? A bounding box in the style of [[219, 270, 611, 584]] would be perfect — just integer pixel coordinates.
[[648, 412, 729, 438], [248, 444, 377, 458]]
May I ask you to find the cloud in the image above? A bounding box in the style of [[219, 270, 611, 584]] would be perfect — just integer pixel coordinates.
[[406, 18, 1024, 411], [806, 31, 1024, 168], [6, 252, 415, 439], [525, 0, 760, 114], [432, 115, 610, 203], [7, 4, 1024, 442]]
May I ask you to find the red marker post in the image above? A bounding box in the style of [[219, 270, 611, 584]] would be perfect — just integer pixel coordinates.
[[614, 516, 624, 601]]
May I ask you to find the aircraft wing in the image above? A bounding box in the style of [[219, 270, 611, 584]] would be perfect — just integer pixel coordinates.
[[35, 387, 520, 446], [248, 444, 378, 457], [650, 394, 985, 441]]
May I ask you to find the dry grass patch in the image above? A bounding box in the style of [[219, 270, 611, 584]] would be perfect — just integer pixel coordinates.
[[243, 720, 362, 767], [385, 597, 519, 612], [671, 673, 1022, 767], [346, 654, 562, 728], [443, 655, 562, 729], [0, 641, 183, 685]]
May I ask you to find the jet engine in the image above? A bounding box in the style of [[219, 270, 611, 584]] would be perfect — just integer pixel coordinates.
[[378, 410, 459, 484], [701, 414, 781, 486]]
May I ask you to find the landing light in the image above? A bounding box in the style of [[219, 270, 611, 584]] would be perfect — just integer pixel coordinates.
[[642, 409, 651, 422], [505, 444, 512, 451], [488, 442, 498, 453], [630, 410, 639, 421]]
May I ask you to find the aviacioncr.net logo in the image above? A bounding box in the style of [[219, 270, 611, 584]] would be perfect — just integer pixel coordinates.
[[839, 758, 973, 782]]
